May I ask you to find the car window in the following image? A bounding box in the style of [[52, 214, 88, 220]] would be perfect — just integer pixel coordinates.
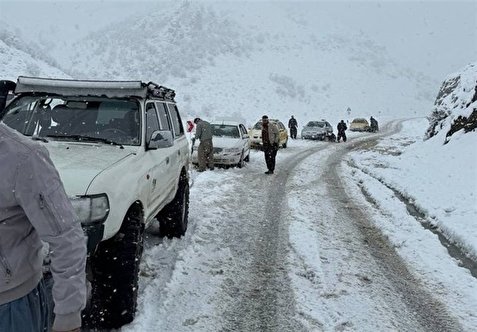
[[145, 102, 160, 141], [167, 103, 184, 138], [2, 96, 141, 145], [307, 121, 325, 127], [253, 121, 262, 130], [212, 124, 240, 138], [239, 124, 248, 135], [155, 102, 172, 131]]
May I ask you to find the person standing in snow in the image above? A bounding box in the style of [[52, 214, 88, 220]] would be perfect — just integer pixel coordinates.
[[370, 116, 379, 132], [194, 117, 214, 172], [337, 120, 347, 142], [261, 115, 280, 174], [288, 115, 298, 139], [0, 123, 87, 332]]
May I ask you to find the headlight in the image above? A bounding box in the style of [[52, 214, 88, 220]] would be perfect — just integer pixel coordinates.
[[70, 194, 110, 225]]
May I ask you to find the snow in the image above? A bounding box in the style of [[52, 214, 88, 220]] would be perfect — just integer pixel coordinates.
[[126, 130, 477, 330], [341, 120, 477, 330], [345, 119, 477, 260], [0, 1, 476, 330]]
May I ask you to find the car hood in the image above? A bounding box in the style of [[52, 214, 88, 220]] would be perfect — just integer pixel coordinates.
[[213, 137, 243, 149], [46, 141, 136, 195]]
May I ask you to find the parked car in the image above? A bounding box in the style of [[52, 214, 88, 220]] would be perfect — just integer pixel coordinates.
[[349, 118, 370, 132], [0, 76, 190, 329], [301, 120, 333, 140], [192, 120, 250, 167], [249, 119, 288, 149]]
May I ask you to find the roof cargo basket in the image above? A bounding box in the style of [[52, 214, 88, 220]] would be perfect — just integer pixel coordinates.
[[146, 82, 176, 101]]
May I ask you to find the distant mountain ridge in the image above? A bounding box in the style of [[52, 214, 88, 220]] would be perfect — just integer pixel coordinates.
[[1, 1, 438, 125]]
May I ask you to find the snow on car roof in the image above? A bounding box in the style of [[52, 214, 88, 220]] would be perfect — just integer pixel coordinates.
[[15, 76, 147, 99]]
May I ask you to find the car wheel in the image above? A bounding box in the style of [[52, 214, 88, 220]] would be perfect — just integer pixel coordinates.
[[237, 151, 245, 168], [158, 171, 190, 238], [244, 152, 250, 162], [83, 204, 144, 329]]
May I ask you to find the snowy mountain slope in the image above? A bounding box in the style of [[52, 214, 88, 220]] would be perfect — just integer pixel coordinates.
[[0, 24, 68, 80], [426, 62, 477, 142], [51, 1, 437, 125]]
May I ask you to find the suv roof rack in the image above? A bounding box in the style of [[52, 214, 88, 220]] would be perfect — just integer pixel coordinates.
[[146, 82, 176, 101], [13, 76, 176, 101]]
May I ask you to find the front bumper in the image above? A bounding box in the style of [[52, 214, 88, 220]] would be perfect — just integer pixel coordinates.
[[302, 133, 326, 140], [191, 152, 242, 165]]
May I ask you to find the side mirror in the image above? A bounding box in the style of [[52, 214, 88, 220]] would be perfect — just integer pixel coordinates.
[[147, 130, 173, 150]]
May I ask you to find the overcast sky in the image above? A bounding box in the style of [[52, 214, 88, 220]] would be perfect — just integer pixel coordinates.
[[0, 0, 475, 81]]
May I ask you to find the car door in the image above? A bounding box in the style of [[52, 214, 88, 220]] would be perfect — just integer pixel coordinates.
[[145, 102, 175, 212], [165, 102, 188, 181]]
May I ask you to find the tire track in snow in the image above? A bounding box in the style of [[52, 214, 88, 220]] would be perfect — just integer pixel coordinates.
[[325, 121, 463, 331], [221, 144, 329, 332]]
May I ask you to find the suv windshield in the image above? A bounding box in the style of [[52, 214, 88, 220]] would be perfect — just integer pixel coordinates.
[[2, 96, 141, 146], [212, 124, 240, 138]]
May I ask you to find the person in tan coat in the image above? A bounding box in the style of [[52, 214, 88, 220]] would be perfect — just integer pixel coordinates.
[[261, 115, 280, 174]]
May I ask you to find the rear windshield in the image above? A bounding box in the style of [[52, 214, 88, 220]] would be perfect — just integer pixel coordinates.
[[2, 96, 141, 146]]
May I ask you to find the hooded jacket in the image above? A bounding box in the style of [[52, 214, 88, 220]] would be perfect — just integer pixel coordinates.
[[0, 123, 87, 331]]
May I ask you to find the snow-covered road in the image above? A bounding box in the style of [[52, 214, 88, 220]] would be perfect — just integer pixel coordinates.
[[122, 120, 476, 332]]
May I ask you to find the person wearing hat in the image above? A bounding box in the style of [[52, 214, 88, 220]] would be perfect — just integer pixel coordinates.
[[194, 117, 214, 172], [261, 115, 280, 174]]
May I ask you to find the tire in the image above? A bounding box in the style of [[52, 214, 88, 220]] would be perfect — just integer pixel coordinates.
[[244, 152, 250, 162], [83, 204, 144, 329], [237, 151, 245, 168], [158, 171, 189, 238]]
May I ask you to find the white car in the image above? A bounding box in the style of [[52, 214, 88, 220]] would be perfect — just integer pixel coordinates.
[[192, 120, 250, 168], [0, 76, 190, 329]]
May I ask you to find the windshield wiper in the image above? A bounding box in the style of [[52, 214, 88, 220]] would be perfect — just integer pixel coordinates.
[[31, 135, 49, 143], [46, 134, 124, 148]]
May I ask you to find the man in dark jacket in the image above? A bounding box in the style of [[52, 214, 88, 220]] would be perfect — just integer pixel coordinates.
[[0, 123, 87, 332], [288, 115, 298, 139], [337, 120, 347, 142], [262, 115, 280, 174], [194, 117, 214, 172], [370, 116, 379, 132]]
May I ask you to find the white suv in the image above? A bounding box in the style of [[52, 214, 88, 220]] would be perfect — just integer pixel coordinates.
[[0, 77, 190, 329]]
